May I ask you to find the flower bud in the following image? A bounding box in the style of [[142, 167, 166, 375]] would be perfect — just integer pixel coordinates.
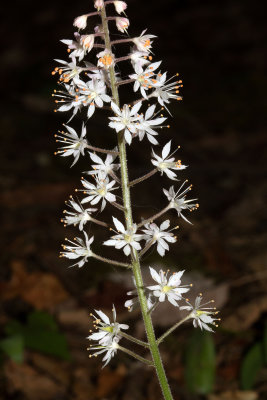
[[94, 0, 104, 10], [114, 1, 127, 14], [115, 17, 129, 33], [73, 15, 88, 30], [81, 34, 95, 52]]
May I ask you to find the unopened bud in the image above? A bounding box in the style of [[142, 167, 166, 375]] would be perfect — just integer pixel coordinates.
[[73, 15, 88, 30]]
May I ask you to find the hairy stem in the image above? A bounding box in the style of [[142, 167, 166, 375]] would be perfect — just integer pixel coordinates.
[[157, 315, 191, 345], [137, 205, 170, 228], [92, 253, 131, 268], [129, 168, 158, 187], [120, 331, 150, 348], [86, 144, 119, 155], [117, 344, 153, 366], [101, 6, 174, 400]]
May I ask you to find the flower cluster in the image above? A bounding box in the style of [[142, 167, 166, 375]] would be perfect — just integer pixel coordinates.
[[53, 0, 219, 375]]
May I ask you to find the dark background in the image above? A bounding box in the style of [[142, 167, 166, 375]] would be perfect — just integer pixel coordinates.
[[1, 0, 267, 399]]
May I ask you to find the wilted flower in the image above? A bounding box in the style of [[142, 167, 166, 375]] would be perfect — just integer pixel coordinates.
[[147, 267, 190, 306]]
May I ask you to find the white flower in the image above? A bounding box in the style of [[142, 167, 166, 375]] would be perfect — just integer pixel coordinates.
[[135, 104, 166, 145], [85, 152, 120, 178], [54, 83, 82, 120], [74, 78, 111, 118], [103, 217, 143, 256], [89, 339, 119, 368], [54, 124, 87, 166], [97, 49, 115, 69], [73, 15, 88, 30], [61, 33, 95, 61], [149, 72, 183, 113], [115, 17, 129, 32], [62, 198, 97, 230], [129, 49, 151, 67], [151, 140, 187, 180], [53, 57, 83, 84], [129, 61, 161, 98], [88, 306, 129, 345], [114, 1, 127, 14], [132, 30, 156, 53], [94, 0, 104, 10], [109, 102, 142, 145], [163, 182, 199, 224], [142, 220, 177, 257], [60, 232, 94, 268], [180, 295, 219, 332], [81, 174, 117, 212], [147, 267, 190, 306]]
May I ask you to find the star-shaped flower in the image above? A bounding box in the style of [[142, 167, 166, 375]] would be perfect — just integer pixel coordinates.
[[103, 217, 143, 256], [81, 174, 117, 212], [54, 123, 87, 166], [147, 267, 190, 306], [142, 220, 177, 256], [62, 198, 97, 230], [151, 140, 187, 180], [88, 306, 129, 345], [163, 182, 199, 224], [180, 295, 220, 332], [60, 232, 94, 268], [109, 102, 142, 145]]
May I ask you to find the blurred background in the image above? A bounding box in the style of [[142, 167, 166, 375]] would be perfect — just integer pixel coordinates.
[[1, 0, 267, 399]]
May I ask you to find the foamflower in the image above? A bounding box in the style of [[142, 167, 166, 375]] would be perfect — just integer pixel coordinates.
[[180, 295, 220, 332], [151, 140, 187, 180], [103, 217, 143, 256], [147, 267, 190, 306], [142, 220, 177, 257], [60, 232, 94, 268]]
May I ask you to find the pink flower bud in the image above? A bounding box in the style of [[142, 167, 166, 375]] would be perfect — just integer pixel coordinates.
[[94, 0, 104, 10], [115, 17, 129, 33], [114, 1, 127, 14], [73, 15, 88, 30], [81, 34, 95, 52]]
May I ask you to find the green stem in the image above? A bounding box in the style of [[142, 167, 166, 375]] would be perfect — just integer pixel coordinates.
[[117, 344, 153, 366], [100, 6, 174, 400], [157, 315, 191, 345], [120, 331, 150, 348]]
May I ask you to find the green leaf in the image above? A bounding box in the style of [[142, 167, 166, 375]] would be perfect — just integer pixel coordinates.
[[3, 312, 70, 361], [185, 329, 216, 394], [27, 311, 58, 331], [0, 335, 24, 363], [240, 342, 264, 390]]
